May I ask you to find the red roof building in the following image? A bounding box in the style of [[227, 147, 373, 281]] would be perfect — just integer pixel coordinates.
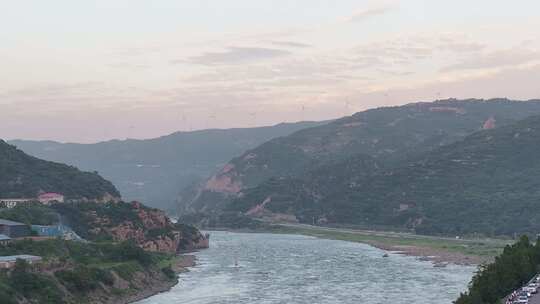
[[38, 193, 64, 205]]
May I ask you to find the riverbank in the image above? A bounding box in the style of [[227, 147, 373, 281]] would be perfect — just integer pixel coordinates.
[[122, 254, 197, 304], [258, 223, 510, 265]]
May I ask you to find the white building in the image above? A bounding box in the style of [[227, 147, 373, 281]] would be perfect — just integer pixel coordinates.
[[0, 198, 33, 209]]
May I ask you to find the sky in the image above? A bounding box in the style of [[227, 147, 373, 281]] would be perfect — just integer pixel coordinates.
[[1, 0, 540, 143]]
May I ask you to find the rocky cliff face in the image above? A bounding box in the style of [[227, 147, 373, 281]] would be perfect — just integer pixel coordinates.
[[56, 201, 209, 254], [103, 202, 209, 253]]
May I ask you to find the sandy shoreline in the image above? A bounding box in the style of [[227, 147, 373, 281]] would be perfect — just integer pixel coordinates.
[[367, 241, 485, 266]]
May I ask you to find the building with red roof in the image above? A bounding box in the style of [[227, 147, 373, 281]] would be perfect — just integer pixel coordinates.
[[38, 193, 64, 205]]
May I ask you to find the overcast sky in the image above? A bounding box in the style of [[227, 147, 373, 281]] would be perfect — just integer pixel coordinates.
[[1, 0, 540, 143]]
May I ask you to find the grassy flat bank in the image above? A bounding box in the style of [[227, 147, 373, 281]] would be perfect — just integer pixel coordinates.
[[262, 224, 511, 265]]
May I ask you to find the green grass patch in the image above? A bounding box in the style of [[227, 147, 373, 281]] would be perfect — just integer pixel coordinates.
[[112, 261, 143, 281]]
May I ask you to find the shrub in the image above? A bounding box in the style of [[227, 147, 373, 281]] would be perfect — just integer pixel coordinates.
[[10, 259, 65, 304], [55, 266, 114, 294]]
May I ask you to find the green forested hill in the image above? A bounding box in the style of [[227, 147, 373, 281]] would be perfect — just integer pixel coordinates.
[[227, 153, 382, 224], [334, 114, 540, 236], [228, 114, 540, 236], [0, 140, 119, 199], [181, 98, 540, 217]]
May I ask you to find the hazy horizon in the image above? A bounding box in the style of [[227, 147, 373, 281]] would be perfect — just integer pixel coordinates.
[[6, 97, 540, 144], [2, 0, 540, 143], [7, 119, 326, 144]]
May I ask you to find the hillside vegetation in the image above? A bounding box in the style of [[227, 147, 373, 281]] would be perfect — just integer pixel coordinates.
[[330, 115, 540, 236], [456, 236, 540, 304], [0, 202, 59, 225], [227, 114, 540, 236], [0, 239, 181, 304], [0, 140, 119, 200]]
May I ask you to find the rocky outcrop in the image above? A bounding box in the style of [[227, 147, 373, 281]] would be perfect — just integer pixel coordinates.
[[140, 231, 208, 253], [63, 201, 209, 254], [203, 164, 242, 194]]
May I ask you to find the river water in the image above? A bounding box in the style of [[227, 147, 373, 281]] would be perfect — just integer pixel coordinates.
[[137, 231, 475, 304]]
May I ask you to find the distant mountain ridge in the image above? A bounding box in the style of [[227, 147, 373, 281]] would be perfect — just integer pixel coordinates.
[[10, 121, 325, 209], [179, 98, 540, 236], [0, 140, 119, 200]]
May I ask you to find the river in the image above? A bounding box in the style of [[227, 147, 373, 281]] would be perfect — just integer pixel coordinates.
[[137, 231, 475, 304]]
